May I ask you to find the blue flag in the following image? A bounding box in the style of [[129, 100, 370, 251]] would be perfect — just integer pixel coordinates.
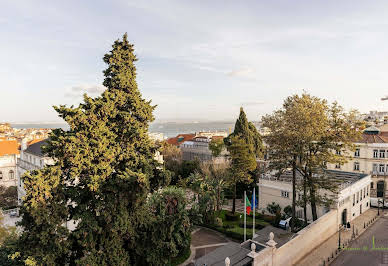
[[251, 193, 257, 209]]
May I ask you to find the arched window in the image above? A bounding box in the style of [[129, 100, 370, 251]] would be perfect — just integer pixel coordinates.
[[0, 171, 2, 180], [9, 170, 14, 179]]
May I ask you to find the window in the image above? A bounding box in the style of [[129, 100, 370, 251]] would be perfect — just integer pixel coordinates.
[[367, 185, 369, 196], [357, 192, 359, 203], [40, 160, 43, 167], [336, 150, 341, 155], [380, 150, 386, 158], [281, 191, 289, 198], [374, 150, 379, 158], [335, 164, 341, 169], [353, 194, 355, 206], [9, 170, 14, 179], [0, 171, 2, 180], [354, 162, 360, 171], [298, 194, 302, 201], [360, 190, 362, 201], [364, 187, 366, 199], [378, 164, 384, 173], [354, 148, 360, 157], [296, 209, 303, 218], [371, 182, 374, 189], [373, 164, 378, 174], [377, 181, 385, 197]]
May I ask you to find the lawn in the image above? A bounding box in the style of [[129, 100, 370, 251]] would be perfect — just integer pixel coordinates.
[[202, 210, 273, 241]]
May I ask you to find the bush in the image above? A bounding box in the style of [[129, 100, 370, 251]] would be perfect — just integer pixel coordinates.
[[283, 205, 292, 218], [225, 212, 239, 221], [273, 211, 282, 227], [215, 217, 223, 227], [266, 202, 281, 215]]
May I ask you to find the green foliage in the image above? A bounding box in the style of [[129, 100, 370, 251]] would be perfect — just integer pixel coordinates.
[[16, 34, 172, 265], [225, 107, 264, 157], [0, 214, 22, 266], [138, 186, 192, 266], [160, 142, 200, 185], [202, 210, 269, 241], [208, 138, 225, 157], [262, 93, 363, 221], [266, 202, 281, 215], [0, 186, 17, 209], [225, 107, 261, 213], [283, 205, 292, 218]]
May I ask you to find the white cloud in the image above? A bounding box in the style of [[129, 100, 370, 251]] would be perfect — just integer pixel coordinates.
[[65, 84, 106, 98], [227, 68, 255, 78]]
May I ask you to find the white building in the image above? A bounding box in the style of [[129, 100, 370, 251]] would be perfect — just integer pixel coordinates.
[[0, 139, 19, 187], [17, 139, 54, 204], [258, 170, 371, 225], [327, 126, 388, 206]]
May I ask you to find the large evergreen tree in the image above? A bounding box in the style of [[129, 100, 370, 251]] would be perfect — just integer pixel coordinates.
[[17, 34, 171, 265], [225, 108, 262, 214], [226, 107, 263, 157]]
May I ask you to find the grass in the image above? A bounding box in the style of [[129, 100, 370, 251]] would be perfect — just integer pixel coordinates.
[[202, 210, 272, 241]]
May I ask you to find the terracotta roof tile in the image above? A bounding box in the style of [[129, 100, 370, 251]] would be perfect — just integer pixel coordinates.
[[0, 140, 19, 156], [166, 134, 195, 146]]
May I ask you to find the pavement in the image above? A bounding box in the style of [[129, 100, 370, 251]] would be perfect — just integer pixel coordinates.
[[296, 208, 379, 266], [331, 210, 388, 266], [183, 227, 231, 266]]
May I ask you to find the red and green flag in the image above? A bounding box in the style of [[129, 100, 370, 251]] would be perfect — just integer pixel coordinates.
[[245, 195, 251, 215]]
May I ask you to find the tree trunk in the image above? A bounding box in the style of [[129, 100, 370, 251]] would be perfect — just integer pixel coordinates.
[[308, 170, 318, 221], [232, 183, 236, 214], [303, 173, 308, 226], [291, 157, 297, 232]]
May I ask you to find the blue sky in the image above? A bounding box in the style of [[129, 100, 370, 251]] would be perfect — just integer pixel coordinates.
[[2, 0, 388, 123]]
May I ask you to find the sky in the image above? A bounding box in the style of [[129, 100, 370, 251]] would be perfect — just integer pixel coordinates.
[[2, 0, 388, 123]]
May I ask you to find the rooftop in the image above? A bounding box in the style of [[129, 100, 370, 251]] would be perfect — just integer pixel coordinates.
[[166, 133, 195, 146], [261, 169, 368, 188], [0, 139, 19, 157], [24, 139, 48, 157]]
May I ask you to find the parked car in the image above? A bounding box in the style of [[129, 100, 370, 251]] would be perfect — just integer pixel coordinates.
[[279, 217, 291, 230]]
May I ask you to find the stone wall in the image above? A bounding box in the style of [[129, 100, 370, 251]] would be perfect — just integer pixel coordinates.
[[273, 210, 337, 266]]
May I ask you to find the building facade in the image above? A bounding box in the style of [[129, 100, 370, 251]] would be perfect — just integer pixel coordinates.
[[258, 170, 371, 224], [17, 139, 54, 204], [327, 126, 388, 206], [0, 139, 19, 187]]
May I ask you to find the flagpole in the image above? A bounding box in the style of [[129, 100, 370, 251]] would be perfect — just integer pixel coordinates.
[[244, 190, 246, 242], [253, 187, 255, 239]]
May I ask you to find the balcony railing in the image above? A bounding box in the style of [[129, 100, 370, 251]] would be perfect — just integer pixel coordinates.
[[17, 159, 40, 171]]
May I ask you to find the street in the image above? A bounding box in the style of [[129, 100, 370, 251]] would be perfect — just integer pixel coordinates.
[[332, 213, 388, 266]]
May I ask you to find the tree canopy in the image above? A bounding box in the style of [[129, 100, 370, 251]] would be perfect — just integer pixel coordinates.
[[16, 34, 177, 265]]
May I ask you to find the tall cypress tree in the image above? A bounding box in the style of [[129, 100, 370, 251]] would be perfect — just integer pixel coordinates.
[[17, 34, 170, 265], [225, 107, 263, 157], [225, 107, 263, 214]]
